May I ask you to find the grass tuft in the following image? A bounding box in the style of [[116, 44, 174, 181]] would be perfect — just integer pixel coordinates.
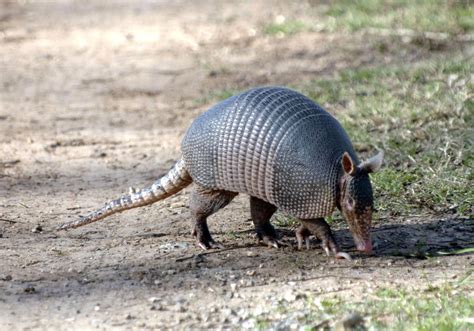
[[321, 0, 474, 34]]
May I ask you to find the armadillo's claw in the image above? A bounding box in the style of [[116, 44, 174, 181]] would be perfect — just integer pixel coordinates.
[[197, 239, 223, 250], [323, 246, 331, 256], [260, 236, 280, 249], [296, 232, 311, 250], [197, 238, 224, 251], [322, 243, 352, 260], [296, 233, 303, 250], [268, 240, 279, 249], [335, 252, 352, 260], [193, 220, 223, 250], [197, 239, 224, 250]]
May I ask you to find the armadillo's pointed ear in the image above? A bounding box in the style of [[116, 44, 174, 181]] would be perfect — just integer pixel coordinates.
[[360, 150, 384, 173], [341, 152, 357, 175]]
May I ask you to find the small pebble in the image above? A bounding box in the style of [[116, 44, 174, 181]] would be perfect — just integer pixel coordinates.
[[24, 286, 35, 293], [173, 304, 185, 312], [31, 225, 42, 233], [163, 269, 176, 276], [170, 202, 185, 208], [283, 290, 297, 302], [222, 308, 234, 317], [1, 274, 12, 281]]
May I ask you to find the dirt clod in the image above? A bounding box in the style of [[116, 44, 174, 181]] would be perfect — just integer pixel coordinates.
[[335, 312, 365, 331], [31, 225, 43, 233], [1, 274, 12, 281]]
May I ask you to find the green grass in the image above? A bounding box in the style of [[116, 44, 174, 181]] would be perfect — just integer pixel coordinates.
[[253, 272, 473, 330], [322, 0, 474, 34], [263, 19, 310, 36], [272, 213, 300, 228], [194, 89, 238, 106], [301, 57, 473, 217], [261, 1, 473, 38]]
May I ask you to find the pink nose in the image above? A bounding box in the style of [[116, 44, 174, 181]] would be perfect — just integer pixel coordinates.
[[356, 239, 373, 254]]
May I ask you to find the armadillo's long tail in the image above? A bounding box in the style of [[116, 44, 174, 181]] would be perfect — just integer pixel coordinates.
[[58, 158, 192, 230]]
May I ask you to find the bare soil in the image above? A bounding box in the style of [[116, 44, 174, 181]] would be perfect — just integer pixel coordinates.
[[0, 1, 472, 329]]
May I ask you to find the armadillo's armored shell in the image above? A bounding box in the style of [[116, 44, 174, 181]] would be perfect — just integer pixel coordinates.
[[182, 87, 358, 219]]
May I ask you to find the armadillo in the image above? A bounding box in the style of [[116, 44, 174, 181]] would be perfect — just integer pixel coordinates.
[[59, 87, 383, 258]]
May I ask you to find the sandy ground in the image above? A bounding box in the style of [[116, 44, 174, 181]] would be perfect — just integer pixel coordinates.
[[0, 1, 472, 329]]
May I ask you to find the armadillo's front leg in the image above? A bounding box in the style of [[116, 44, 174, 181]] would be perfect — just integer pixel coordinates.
[[296, 224, 311, 250], [250, 197, 279, 248], [298, 218, 352, 260]]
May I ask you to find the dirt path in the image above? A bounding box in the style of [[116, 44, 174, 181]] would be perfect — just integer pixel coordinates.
[[1, 1, 472, 329]]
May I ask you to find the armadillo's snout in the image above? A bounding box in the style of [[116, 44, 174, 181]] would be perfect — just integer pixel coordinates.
[[356, 238, 373, 254]]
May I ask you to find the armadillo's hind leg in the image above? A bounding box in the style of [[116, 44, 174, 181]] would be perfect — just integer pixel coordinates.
[[190, 185, 237, 250], [297, 218, 352, 260], [250, 197, 279, 248]]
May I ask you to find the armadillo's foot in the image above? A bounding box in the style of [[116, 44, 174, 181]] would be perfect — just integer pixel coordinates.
[[297, 222, 335, 252], [319, 234, 339, 256], [193, 230, 223, 250], [297, 218, 352, 259], [192, 221, 223, 250], [255, 223, 280, 249], [296, 224, 311, 250], [250, 196, 279, 248]]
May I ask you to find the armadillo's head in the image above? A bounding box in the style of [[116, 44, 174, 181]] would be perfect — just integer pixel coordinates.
[[339, 151, 384, 254]]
